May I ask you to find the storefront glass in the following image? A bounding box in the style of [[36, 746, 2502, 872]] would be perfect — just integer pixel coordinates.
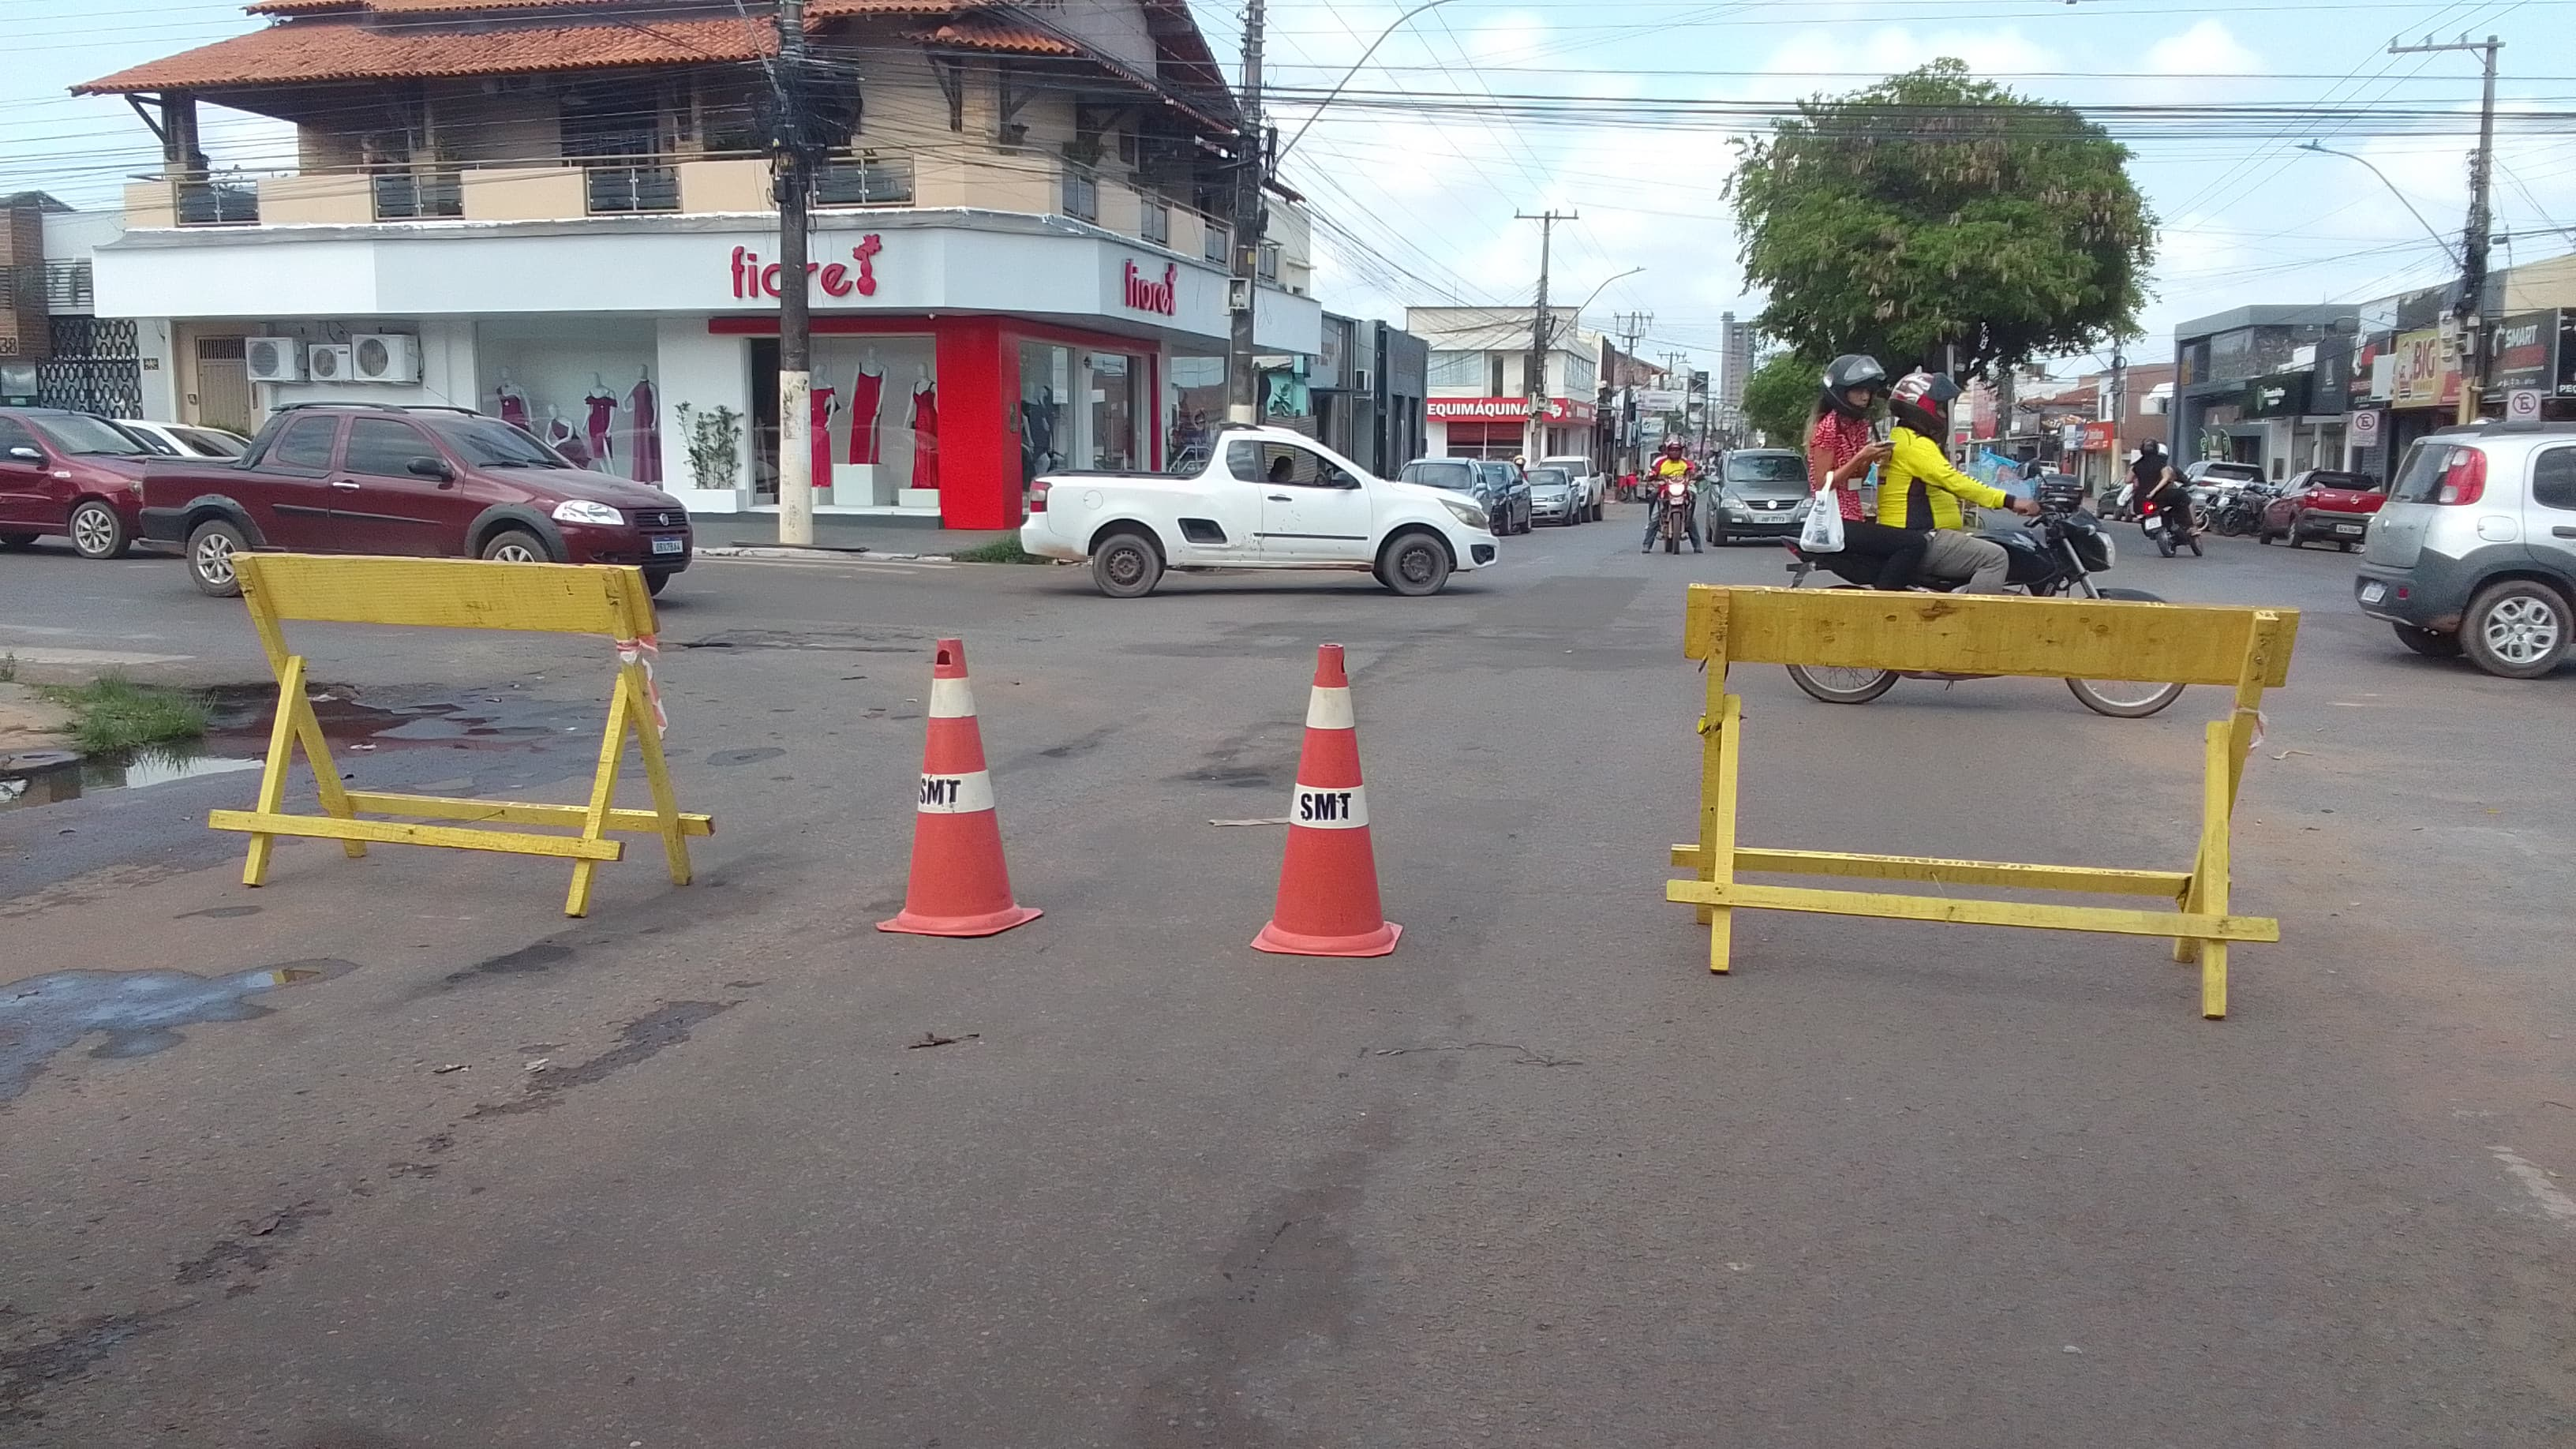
[[1018, 342, 1072, 488], [1166, 352, 1223, 470], [477, 316, 663, 485], [747, 333, 942, 507], [1087, 352, 1140, 471]]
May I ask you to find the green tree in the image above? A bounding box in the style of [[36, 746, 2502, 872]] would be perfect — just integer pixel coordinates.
[[1739, 350, 1822, 446], [1730, 59, 2153, 380]]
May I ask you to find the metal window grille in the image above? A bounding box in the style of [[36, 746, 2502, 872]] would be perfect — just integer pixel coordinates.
[[814, 153, 915, 207], [36, 316, 141, 417], [177, 180, 260, 225], [1061, 167, 1099, 223], [586, 163, 680, 215], [1203, 219, 1227, 264], [373, 170, 462, 220]]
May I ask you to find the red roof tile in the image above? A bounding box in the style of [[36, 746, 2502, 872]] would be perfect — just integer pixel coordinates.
[[74, 16, 777, 94], [908, 16, 1080, 56]]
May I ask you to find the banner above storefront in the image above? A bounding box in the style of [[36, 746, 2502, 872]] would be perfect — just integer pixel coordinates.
[[2488, 309, 2558, 395], [2241, 370, 2312, 419], [2389, 328, 2460, 410]]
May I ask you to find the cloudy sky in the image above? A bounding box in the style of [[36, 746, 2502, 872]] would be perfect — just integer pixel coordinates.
[[9, 0, 2572, 377]]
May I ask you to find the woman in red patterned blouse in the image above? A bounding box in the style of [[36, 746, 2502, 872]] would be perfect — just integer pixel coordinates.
[[1804, 354, 1928, 590]]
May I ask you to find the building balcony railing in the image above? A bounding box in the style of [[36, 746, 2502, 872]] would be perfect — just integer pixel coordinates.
[[115, 158, 1305, 283]]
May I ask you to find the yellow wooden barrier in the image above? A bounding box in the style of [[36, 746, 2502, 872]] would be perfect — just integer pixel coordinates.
[[214, 555, 712, 917], [1667, 586, 2297, 1019]]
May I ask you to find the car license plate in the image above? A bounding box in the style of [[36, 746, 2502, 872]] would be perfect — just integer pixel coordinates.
[[2335, 523, 2362, 534], [651, 536, 683, 555], [2361, 581, 2387, 605], [2143, 515, 2162, 532]]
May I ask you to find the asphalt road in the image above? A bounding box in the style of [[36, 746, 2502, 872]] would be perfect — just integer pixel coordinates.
[[4, 512, 2572, 1447]]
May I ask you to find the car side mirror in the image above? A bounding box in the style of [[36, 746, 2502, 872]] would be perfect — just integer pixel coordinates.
[[6, 446, 40, 462], [406, 455, 455, 482]]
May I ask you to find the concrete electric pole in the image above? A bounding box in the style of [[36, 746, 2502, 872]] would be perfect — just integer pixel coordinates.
[[1516, 209, 1574, 457], [2389, 32, 2503, 424], [771, 0, 814, 545], [1225, 0, 1267, 425]]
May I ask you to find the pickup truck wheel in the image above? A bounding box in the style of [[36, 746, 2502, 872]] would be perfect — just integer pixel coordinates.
[[1091, 530, 1163, 598], [481, 528, 549, 564], [1379, 532, 1451, 597], [185, 519, 248, 597], [69, 500, 129, 560], [0, 533, 36, 550]]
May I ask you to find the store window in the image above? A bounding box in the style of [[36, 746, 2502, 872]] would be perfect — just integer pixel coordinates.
[[1020, 342, 1072, 487], [754, 332, 942, 507], [1088, 352, 1140, 471], [477, 316, 664, 485], [1166, 352, 1223, 470]]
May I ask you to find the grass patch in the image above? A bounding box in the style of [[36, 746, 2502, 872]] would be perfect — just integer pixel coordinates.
[[945, 537, 1046, 564], [0, 653, 15, 683], [35, 677, 212, 755]]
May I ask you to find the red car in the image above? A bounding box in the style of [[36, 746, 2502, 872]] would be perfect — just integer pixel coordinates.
[[2259, 469, 2385, 550], [0, 407, 159, 559], [138, 403, 691, 597]]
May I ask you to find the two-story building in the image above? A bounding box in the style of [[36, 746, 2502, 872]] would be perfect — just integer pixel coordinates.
[[1406, 305, 1599, 463], [75, 0, 1320, 529]]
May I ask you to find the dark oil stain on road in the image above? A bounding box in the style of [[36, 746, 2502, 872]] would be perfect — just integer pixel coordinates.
[[0, 1309, 178, 1426], [174, 1200, 331, 1290], [466, 1000, 734, 1118], [706, 746, 786, 766], [0, 960, 356, 1102], [441, 940, 575, 986], [174, 904, 262, 919]]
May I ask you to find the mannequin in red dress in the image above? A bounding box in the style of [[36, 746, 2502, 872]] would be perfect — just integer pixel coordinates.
[[847, 348, 884, 465], [624, 366, 661, 485], [908, 367, 939, 491], [583, 373, 616, 472], [811, 384, 838, 499]]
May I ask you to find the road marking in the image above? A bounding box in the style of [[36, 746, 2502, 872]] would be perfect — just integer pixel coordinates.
[[2490, 1147, 2576, 1229]]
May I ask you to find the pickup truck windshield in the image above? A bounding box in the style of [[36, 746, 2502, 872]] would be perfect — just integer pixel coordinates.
[[31, 414, 153, 455], [444, 418, 571, 468]]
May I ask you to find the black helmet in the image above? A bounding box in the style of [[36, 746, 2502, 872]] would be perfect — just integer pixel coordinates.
[[1888, 369, 1961, 436], [1821, 354, 1888, 419]]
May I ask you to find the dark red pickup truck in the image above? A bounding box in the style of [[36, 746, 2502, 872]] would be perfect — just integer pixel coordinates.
[[140, 402, 691, 596]]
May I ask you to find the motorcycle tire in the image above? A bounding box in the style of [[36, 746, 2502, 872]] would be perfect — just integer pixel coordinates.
[[2066, 586, 2188, 717], [2188, 536, 2203, 556], [1787, 662, 1899, 705], [1664, 534, 1679, 554], [2156, 540, 2175, 557]]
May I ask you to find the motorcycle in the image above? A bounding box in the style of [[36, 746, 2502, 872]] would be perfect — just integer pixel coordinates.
[[2207, 485, 2268, 537], [1780, 485, 2186, 717], [1656, 477, 1694, 553], [2139, 490, 2203, 557]]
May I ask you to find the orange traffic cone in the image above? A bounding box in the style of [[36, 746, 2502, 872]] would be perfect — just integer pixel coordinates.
[[878, 638, 1043, 938], [1253, 643, 1401, 957]]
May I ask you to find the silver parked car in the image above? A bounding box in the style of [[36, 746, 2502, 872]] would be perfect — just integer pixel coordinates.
[[1524, 464, 1582, 526], [2354, 420, 2576, 678]]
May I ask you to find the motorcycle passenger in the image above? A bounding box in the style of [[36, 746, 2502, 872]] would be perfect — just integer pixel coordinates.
[[1880, 370, 2039, 593], [2138, 459, 2199, 548], [1640, 436, 1704, 553], [1803, 353, 1932, 591]]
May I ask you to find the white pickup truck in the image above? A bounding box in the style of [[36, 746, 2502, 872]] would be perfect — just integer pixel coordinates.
[[1019, 425, 1500, 598]]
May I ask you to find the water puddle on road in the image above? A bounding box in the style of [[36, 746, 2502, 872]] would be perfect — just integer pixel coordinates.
[[0, 749, 261, 813], [0, 960, 356, 1102]]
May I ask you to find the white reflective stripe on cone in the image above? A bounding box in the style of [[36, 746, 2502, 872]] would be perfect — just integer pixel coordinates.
[[918, 770, 997, 814], [1290, 782, 1367, 829], [1305, 685, 1355, 731], [929, 676, 977, 718]]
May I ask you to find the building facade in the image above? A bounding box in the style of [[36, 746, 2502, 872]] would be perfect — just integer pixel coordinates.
[[75, 0, 1320, 530], [1406, 305, 1600, 462], [2168, 305, 2355, 481]]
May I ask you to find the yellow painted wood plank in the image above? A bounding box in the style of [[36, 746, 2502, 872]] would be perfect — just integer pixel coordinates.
[[239, 656, 305, 888], [1680, 585, 2299, 687], [1702, 690, 1743, 972], [623, 662, 695, 887], [564, 675, 637, 918], [208, 810, 624, 862], [1730, 848, 2192, 897], [1664, 878, 2280, 943], [235, 554, 652, 638], [339, 792, 712, 836], [2196, 721, 2237, 1019]]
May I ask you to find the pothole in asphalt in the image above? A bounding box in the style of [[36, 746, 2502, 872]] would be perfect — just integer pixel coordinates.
[[0, 960, 357, 1102], [0, 748, 261, 813]]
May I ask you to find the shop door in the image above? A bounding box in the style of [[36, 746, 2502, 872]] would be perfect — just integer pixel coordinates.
[[193, 336, 253, 434]]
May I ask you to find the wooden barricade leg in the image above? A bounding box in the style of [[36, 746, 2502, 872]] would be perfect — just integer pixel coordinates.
[[623, 661, 694, 887], [1701, 691, 1744, 974], [564, 672, 638, 918], [2193, 722, 2234, 1019], [241, 655, 307, 887]]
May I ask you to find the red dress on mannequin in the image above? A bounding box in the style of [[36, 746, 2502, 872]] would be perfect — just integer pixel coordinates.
[[625, 374, 661, 485], [811, 386, 838, 495], [846, 366, 883, 465], [585, 391, 616, 470], [910, 383, 939, 490]]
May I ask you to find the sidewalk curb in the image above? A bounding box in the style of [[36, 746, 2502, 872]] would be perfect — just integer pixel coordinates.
[[697, 545, 949, 563]]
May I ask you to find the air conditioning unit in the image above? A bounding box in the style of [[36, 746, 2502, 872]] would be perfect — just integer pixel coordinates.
[[352, 333, 420, 384], [244, 336, 304, 383], [307, 343, 354, 383]]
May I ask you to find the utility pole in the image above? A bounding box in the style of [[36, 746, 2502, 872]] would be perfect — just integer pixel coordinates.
[[1516, 209, 1574, 459], [2107, 339, 2126, 489], [1612, 311, 1649, 474], [771, 0, 814, 545], [1225, 0, 1267, 425], [2391, 32, 2503, 424]]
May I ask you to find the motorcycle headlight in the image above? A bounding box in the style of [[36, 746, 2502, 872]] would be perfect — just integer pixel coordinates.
[[1440, 496, 1491, 532], [552, 500, 624, 526]]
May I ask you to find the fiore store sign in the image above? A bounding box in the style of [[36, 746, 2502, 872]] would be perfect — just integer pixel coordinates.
[[727, 237, 885, 299], [1430, 396, 1597, 424]]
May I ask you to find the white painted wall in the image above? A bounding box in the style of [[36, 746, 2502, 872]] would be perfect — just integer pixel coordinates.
[[654, 318, 750, 514]]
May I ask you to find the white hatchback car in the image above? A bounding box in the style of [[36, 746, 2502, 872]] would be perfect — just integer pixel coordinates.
[[1020, 426, 1498, 597]]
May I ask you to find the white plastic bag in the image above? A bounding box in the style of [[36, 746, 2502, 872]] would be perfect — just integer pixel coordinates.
[[1800, 487, 1847, 553]]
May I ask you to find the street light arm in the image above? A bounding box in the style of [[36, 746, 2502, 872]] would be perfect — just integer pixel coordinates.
[[1543, 267, 1646, 350], [1276, 0, 1466, 164], [2297, 140, 2464, 269]]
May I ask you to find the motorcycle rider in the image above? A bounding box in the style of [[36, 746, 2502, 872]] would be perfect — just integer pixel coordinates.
[[1879, 370, 2039, 593], [1640, 435, 1704, 553], [1804, 353, 1934, 591], [2137, 451, 2200, 549]]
